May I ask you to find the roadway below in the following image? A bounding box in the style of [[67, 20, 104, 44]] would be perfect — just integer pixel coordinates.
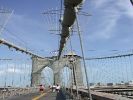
[[1, 90, 66, 100]]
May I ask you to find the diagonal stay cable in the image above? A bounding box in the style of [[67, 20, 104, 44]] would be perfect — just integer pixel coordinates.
[[75, 11, 92, 100]]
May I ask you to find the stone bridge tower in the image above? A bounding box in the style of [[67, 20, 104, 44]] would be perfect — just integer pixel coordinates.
[[31, 52, 84, 87], [31, 56, 53, 86]]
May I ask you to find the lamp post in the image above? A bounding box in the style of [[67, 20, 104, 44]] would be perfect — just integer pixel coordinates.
[[68, 56, 80, 99]]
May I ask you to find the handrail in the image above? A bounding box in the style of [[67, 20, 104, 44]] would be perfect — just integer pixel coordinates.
[[65, 87, 133, 100]]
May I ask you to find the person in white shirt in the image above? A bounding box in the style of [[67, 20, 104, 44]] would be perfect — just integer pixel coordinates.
[[52, 85, 56, 92], [56, 84, 60, 92]]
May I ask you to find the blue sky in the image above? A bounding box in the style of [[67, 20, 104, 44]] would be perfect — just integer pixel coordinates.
[[0, 0, 133, 57], [0, 0, 133, 86]]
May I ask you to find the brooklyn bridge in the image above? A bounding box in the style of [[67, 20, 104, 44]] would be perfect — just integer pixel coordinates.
[[0, 0, 133, 100]]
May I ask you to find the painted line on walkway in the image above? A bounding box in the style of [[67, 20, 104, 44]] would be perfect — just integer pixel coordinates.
[[32, 90, 51, 100]]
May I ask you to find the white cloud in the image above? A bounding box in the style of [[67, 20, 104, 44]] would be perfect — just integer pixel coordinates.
[[86, 0, 132, 41], [88, 11, 120, 40], [116, 0, 133, 18], [92, 0, 108, 8]]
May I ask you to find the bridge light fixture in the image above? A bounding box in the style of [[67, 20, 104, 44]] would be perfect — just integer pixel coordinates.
[[68, 56, 75, 63]]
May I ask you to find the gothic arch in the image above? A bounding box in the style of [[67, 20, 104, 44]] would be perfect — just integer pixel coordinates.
[[31, 54, 84, 87]]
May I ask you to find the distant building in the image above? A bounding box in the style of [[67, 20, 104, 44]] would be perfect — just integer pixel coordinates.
[[129, 80, 133, 85], [96, 82, 105, 86], [107, 83, 113, 86], [125, 82, 129, 86], [90, 83, 95, 86]]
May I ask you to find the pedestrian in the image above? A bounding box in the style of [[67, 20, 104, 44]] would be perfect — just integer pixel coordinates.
[[52, 85, 56, 92], [56, 84, 60, 92], [39, 84, 44, 93]]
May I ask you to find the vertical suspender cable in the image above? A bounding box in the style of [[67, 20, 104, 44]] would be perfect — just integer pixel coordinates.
[[24, 61, 27, 87], [30, 60, 32, 86], [116, 57, 120, 82], [110, 58, 114, 82], [128, 56, 133, 80], [89, 60, 94, 84], [122, 57, 128, 82], [20, 64, 22, 87], [103, 58, 108, 83], [117, 57, 122, 83], [92, 60, 97, 83], [110, 58, 115, 83], [125, 56, 129, 82], [12, 60, 14, 86], [100, 59, 104, 83], [116, 58, 120, 83], [104, 58, 110, 83], [119, 57, 125, 82], [75, 12, 92, 100], [112, 58, 117, 83], [95, 59, 99, 83], [4, 62, 8, 88], [14, 59, 16, 87], [101, 59, 106, 83], [69, 30, 74, 93]]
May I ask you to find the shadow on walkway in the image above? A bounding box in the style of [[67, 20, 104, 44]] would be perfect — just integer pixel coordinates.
[[56, 90, 66, 100]]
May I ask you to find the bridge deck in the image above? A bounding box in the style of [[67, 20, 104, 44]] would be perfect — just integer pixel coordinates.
[[1, 90, 66, 100]]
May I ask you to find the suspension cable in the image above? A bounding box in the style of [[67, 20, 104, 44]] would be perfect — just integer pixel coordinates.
[[124, 56, 129, 82], [11, 60, 15, 87], [4, 63, 8, 88], [75, 11, 92, 100], [24, 61, 27, 87], [128, 56, 133, 80], [119, 57, 125, 82], [0, 10, 13, 36], [117, 57, 123, 83]]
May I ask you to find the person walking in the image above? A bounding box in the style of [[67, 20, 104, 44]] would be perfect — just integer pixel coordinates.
[[39, 84, 44, 93], [56, 84, 60, 93]]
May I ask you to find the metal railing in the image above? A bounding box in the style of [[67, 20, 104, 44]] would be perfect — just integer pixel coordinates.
[[64, 87, 133, 100]]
